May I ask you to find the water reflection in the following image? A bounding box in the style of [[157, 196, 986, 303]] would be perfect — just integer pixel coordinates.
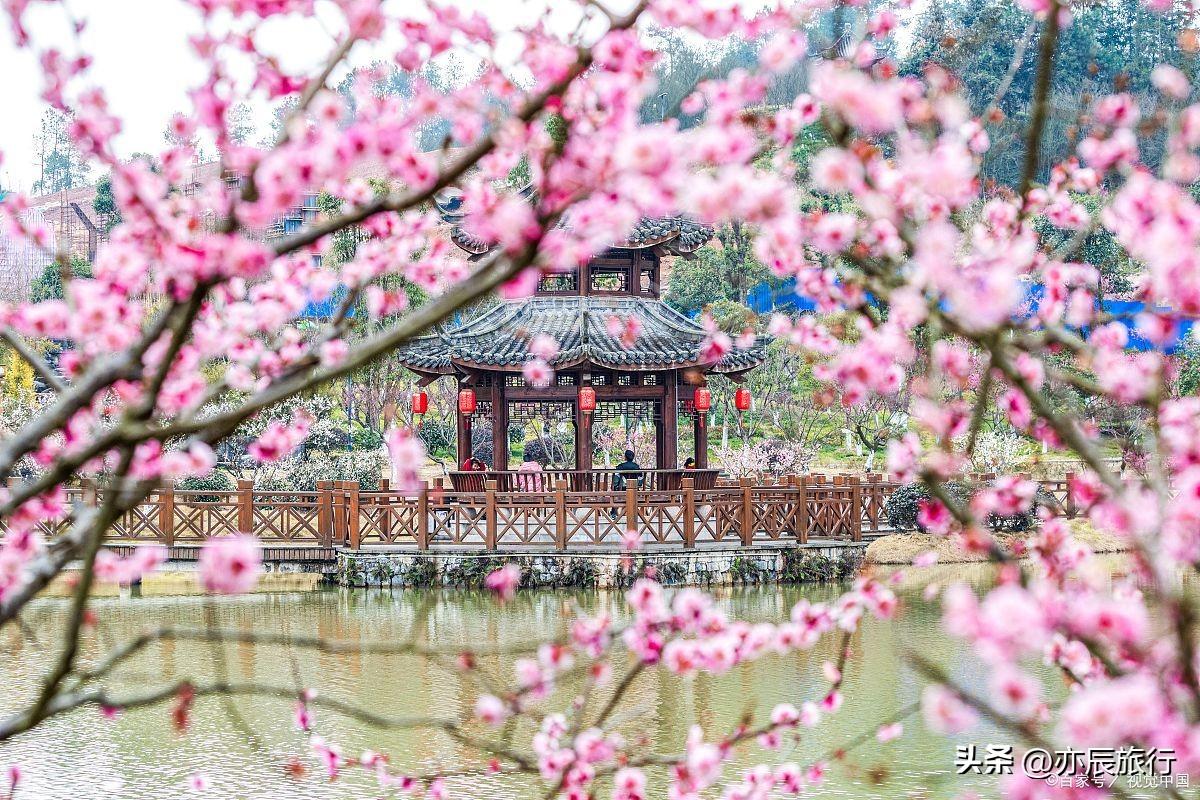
[[1, 586, 1007, 799]]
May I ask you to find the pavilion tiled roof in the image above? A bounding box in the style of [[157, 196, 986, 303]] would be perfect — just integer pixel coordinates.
[[395, 296, 767, 375]]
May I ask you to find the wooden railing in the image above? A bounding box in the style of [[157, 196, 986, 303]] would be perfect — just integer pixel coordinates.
[[448, 469, 721, 492], [16, 473, 1079, 553]]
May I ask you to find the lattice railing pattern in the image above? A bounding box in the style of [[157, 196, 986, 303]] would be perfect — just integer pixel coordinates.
[[253, 492, 322, 543], [563, 493, 627, 546]]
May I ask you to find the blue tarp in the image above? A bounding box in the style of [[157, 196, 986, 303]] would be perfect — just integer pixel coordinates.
[[744, 278, 1195, 354], [299, 285, 355, 320]]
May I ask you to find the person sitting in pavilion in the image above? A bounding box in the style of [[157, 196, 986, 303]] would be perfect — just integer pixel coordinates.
[[613, 450, 643, 490], [682, 457, 696, 470], [516, 447, 544, 492]]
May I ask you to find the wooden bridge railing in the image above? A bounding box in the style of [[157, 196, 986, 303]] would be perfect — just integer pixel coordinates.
[[448, 469, 721, 492], [16, 472, 1079, 552]]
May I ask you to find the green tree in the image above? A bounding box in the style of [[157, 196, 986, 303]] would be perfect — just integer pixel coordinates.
[[92, 175, 121, 232], [1176, 331, 1200, 397], [32, 109, 89, 195], [1034, 193, 1134, 298], [30, 257, 93, 303], [901, 0, 1191, 186], [664, 254, 723, 314], [665, 227, 776, 316]]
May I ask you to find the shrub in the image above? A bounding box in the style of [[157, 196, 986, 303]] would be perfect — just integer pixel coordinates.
[[836, 549, 864, 579], [254, 451, 389, 491], [353, 427, 385, 451], [884, 482, 972, 532], [655, 561, 687, 586], [518, 435, 572, 467], [405, 558, 437, 587], [780, 551, 841, 583], [729, 556, 767, 584], [987, 487, 1061, 532], [562, 558, 598, 589], [177, 470, 237, 502], [443, 557, 520, 589]]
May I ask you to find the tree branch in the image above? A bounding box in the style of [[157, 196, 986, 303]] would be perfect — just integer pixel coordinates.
[[1018, 0, 1062, 201]]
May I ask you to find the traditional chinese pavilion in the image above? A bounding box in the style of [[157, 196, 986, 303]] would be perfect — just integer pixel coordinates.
[[395, 193, 768, 475]]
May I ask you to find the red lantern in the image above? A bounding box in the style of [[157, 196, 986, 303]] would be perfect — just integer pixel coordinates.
[[734, 387, 752, 412], [693, 387, 711, 412], [578, 386, 597, 412], [458, 388, 477, 415], [411, 391, 429, 417]]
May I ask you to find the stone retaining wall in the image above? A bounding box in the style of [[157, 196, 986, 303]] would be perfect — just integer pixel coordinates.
[[336, 542, 868, 589]]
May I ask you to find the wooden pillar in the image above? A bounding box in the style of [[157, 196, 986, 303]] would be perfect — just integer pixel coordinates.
[[492, 379, 508, 470], [625, 484, 638, 532], [347, 481, 361, 549], [1065, 472, 1076, 518], [554, 480, 567, 551], [236, 479, 254, 533], [739, 478, 753, 546], [484, 480, 498, 549], [317, 481, 333, 547], [159, 484, 175, 547], [456, 407, 473, 468], [795, 475, 809, 544], [662, 373, 678, 469], [416, 481, 430, 550], [693, 409, 709, 469], [576, 402, 593, 473], [682, 477, 696, 549], [332, 482, 346, 545], [850, 476, 862, 542], [654, 413, 665, 471]]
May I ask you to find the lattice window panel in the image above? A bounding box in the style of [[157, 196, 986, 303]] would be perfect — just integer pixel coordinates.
[[508, 401, 575, 424]]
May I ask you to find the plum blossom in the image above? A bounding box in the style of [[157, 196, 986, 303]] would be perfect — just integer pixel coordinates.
[[485, 563, 521, 601], [4, 1, 1200, 794], [921, 685, 978, 734], [988, 665, 1041, 721], [386, 427, 426, 491], [247, 410, 312, 463], [1059, 675, 1167, 746], [528, 334, 559, 361], [474, 694, 509, 727], [94, 545, 167, 585], [876, 722, 903, 742], [197, 535, 262, 594], [612, 767, 646, 800]]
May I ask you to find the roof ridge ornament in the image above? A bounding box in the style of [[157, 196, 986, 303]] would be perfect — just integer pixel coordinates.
[[434, 185, 713, 259]]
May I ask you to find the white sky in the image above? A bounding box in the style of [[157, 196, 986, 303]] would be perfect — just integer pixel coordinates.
[[0, 0, 654, 191]]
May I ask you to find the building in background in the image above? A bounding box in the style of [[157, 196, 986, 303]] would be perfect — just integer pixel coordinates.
[[0, 203, 54, 304]]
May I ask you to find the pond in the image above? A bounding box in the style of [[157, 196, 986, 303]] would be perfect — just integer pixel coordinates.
[[1, 584, 1012, 799]]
